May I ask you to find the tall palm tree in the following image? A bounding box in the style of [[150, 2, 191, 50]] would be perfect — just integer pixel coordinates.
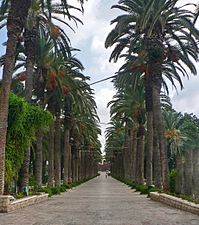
[[0, 0, 32, 195], [0, 0, 87, 195], [105, 118, 125, 177], [70, 76, 101, 181], [105, 0, 199, 190], [108, 75, 145, 182]]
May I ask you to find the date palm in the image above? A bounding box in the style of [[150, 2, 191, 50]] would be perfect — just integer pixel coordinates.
[[105, 118, 125, 178], [0, 0, 31, 195], [108, 76, 145, 182], [0, 0, 87, 194], [70, 77, 101, 180], [105, 0, 199, 190]]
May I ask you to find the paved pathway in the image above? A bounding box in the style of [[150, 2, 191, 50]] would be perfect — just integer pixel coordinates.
[[0, 173, 199, 225]]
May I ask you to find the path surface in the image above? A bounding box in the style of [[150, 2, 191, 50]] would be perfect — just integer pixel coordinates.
[[0, 173, 199, 225]]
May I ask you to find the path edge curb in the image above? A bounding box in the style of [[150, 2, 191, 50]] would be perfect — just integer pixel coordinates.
[[0, 193, 49, 213], [150, 192, 199, 215]]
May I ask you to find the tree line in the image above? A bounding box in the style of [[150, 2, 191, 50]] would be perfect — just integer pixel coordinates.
[[105, 0, 199, 199], [0, 0, 101, 195]]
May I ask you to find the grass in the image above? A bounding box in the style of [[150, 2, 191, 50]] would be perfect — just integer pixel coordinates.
[[112, 175, 162, 196], [112, 175, 199, 204], [38, 175, 99, 197]]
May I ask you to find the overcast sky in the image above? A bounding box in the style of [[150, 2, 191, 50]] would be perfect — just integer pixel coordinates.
[[0, 0, 199, 153], [67, 0, 199, 153]]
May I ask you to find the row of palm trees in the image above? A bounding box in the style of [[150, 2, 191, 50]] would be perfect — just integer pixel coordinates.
[[105, 0, 199, 192], [0, 0, 101, 195]]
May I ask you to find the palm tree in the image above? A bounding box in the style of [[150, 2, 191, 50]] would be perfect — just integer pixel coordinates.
[[70, 77, 101, 180], [0, 0, 87, 194], [0, 0, 32, 195], [105, 118, 125, 178], [105, 0, 199, 190], [108, 75, 145, 182], [163, 109, 199, 195]]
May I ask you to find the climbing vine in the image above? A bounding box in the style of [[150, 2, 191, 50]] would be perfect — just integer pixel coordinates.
[[5, 93, 52, 185]]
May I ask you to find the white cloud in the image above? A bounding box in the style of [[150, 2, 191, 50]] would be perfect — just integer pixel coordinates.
[[65, 1, 121, 154], [94, 87, 116, 152], [68, 0, 199, 154]]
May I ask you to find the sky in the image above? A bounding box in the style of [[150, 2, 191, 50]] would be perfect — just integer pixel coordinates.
[[0, 0, 199, 154], [66, 0, 199, 153], [66, 0, 124, 153]]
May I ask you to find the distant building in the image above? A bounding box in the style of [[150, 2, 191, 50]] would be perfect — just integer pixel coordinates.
[[98, 161, 110, 171]]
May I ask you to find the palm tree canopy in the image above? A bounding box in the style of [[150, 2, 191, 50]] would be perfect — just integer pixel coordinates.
[[105, 0, 199, 90]]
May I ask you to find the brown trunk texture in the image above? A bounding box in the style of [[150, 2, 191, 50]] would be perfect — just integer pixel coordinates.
[[63, 129, 70, 183], [192, 149, 199, 200], [151, 60, 169, 191], [184, 150, 193, 195], [175, 154, 184, 194], [135, 124, 145, 184], [130, 129, 137, 182], [153, 125, 162, 188], [35, 131, 43, 187], [146, 111, 153, 186], [54, 115, 61, 186], [48, 123, 55, 187], [0, 0, 31, 195]]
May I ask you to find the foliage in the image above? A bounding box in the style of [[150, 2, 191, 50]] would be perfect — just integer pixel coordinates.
[[168, 192, 199, 204], [38, 175, 98, 197], [169, 169, 178, 193], [15, 192, 25, 199], [112, 176, 162, 195], [5, 93, 52, 186], [29, 175, 37, 188], [105, 0, 199, 91], [163, 109, 199, 170]]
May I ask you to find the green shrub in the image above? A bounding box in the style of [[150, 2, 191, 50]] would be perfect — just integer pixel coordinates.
[[135, 185, 148, 194], [51, 187, 61, 195], [169, 169, 177, 193], [15, 192, 25, 199], [29, 175, 37, 188], [112, 176, 162, 195], [39, 187, 53, 197], [60, 184, 70, 192], [38, 175, 98, 197]]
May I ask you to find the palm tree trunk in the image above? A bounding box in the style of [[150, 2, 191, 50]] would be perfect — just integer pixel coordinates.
[[63, 129, 70, 183], [149, 52, 168, 190], [145, 76, 153, 187], [192, 149, 199, 200], [68, 145, 72, 183], [135, 124, 145, 184], [152, 81, 169, 191], [18, 19, 38, 194], [54, 114, 61, 186], [19, 145, 31, 193], [153, 126, 162, 188], [48, 122, 55, 187], [146, 111, 153, 186], [78, 150, 82, 180], [146, 36, 169, 191], [0, 0, 31, 195], [184, 150, 193, 195], [71, 148, 76, 182], [64, 95, 72, 183], [123, 126, 132, 180], [35, 130, 43, 187], [19, 51, 35, 193], [81, 151, 86, 179], [175, 154, 184, 194], [130, 129, 137, 182]]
